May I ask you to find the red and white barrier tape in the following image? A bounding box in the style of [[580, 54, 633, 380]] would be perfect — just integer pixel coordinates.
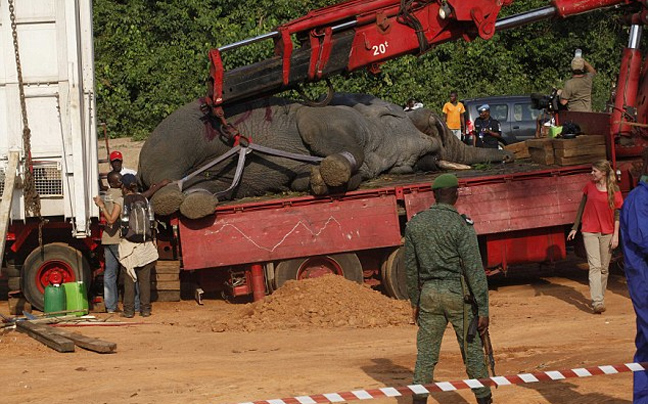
[[236, 362, 647, 404]]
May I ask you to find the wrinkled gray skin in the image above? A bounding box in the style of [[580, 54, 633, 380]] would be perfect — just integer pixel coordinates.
[[139, 93, 513, 219]]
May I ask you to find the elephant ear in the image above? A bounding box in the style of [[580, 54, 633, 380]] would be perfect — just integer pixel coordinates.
[[406, 108, 451, 148]]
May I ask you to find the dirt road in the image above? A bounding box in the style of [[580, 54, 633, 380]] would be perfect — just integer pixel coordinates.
[[1, 258, 636, 404]]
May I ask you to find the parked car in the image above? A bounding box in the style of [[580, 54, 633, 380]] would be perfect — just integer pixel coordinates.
[[462, 95, 546, 146]]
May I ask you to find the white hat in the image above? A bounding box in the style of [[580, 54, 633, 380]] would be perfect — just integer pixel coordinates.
[[571, 57, 585, 71]]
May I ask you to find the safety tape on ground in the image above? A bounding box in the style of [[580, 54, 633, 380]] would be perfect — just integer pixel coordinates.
[[235, 362, 647, 404]]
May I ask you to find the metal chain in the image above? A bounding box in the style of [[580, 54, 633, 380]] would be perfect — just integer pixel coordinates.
[[8, 0, 41, 217]]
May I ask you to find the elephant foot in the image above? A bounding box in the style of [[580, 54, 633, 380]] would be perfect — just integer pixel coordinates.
[[310, 166, 329, 195], [437, 160, 472, 170], [179, 190, 219, 219], [151, 183, 184, 216], [320, 153, 353, 187]]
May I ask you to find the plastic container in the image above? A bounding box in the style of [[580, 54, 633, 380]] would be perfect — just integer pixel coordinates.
[[62, 281, 89, 316], [575, 49, 582, 58], [44, 284, 66, 316]]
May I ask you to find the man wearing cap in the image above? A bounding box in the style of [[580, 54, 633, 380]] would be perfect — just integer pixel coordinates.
[[473, 104, 503, 149], [110, 150, 137, 176], [560, 57, 596, 112], [405, 174, 492, 404]]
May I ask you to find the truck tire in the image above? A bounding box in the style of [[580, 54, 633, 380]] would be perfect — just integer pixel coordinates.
[[23, 243, 91, 311], [274, 253, 363, 290], [381, 247, 408, 300]]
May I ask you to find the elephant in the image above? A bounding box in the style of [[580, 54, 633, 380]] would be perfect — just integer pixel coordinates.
[[138, 93, 513, 219]]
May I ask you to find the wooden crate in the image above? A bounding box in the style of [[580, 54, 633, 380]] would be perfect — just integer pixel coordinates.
[[526, 138, 554, 165], [503, 141, 530, 159]]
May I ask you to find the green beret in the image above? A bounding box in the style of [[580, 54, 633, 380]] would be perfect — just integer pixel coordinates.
[[432, 173, 459, 189]]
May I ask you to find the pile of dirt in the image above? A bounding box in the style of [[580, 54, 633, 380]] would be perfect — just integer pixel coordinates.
[[218, 275, 412, 332]]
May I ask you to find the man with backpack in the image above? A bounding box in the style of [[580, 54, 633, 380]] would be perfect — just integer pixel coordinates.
[[118, 174, 158, 318]]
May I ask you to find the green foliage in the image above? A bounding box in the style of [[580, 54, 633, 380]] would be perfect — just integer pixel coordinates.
[[93, 0, 643, 138]]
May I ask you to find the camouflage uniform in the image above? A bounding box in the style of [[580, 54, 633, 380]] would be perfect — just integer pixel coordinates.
[[404, 203, 491, 401]]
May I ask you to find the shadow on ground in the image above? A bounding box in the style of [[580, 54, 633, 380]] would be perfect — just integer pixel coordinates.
[[362, 358, 472, 404]]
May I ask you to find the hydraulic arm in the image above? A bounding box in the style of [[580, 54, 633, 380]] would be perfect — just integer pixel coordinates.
[[204, 0, 633, 117]]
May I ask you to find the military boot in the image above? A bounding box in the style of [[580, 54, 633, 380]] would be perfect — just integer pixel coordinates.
[[412, 394, 427, 404], [476, 394, 493, 404]]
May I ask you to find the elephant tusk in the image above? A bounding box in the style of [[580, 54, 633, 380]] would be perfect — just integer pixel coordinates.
[[437, 160, 472, 170]]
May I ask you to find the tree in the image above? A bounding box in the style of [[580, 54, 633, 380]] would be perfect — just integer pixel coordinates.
[[93, 0, 638, 138]]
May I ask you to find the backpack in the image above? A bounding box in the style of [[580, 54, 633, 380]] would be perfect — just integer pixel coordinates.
[[121, 194, 154, 243]]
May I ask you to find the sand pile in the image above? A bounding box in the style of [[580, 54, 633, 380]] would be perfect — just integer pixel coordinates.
[[219, 274, 412, 332]]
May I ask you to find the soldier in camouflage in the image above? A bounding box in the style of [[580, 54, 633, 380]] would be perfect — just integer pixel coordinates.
[[404, 173, 492, 404]]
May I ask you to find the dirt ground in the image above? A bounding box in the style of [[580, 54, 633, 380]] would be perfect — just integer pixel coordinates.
[[0, 255, 637, 404]]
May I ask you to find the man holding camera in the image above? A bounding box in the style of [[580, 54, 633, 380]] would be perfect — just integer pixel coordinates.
[[560, 54, 597, 112]]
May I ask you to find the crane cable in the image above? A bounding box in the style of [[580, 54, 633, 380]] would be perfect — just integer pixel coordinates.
[[8, 0, 41, 218]]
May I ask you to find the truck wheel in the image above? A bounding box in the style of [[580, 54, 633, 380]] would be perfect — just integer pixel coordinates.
[[23, 243, 91, 311], [274, 253, 363, 290], [381, 247, 408, 300]]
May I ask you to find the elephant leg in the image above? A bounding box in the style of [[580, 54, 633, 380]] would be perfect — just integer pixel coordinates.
[[319, 152, 357, 187], [290, 171, 311, 193], [151, 184, 185, 216], [179, 189, 219, 219], [343, 172, 363, 192], [296, 106, 367, 190], [310, 166, 329, 196]]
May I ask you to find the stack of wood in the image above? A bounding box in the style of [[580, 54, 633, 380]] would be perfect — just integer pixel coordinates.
[[525, 138, 555, 165], [523, 135, 607, 166], [152, 260, 181, 302], [552, 135, 607, 166], [503, 141, 530, 159], [15, 317, 116, 353]]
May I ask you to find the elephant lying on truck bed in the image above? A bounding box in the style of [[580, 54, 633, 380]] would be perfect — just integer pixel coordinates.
[[138, 93, 513, 219]]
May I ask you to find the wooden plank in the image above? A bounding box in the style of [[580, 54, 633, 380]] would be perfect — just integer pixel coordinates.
[[0, 151, 20, 270], [152, 280, 181, 290], [152, 290, 181, 302], [155, 273, 180, 282], [16, 321, 75, 353], [526, 138, 554, 150], [554, 144, 607, 158], [552, 135, 605, 149], [529, 148, 554, 165], [154, 261, 180, 274], [555, 154, 607, 166], [504, 142, 530, 159], [504, 141, 528, 153], [47, 327, 117, 353]]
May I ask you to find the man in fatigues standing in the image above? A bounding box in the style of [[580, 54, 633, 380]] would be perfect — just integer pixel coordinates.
[[405, 174, 492, 404]]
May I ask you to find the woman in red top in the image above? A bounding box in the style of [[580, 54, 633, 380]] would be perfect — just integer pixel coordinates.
[[567, 160, 623, 314]]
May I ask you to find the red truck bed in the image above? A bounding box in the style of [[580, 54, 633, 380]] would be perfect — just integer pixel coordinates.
[[178, 162, 590, 270]]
